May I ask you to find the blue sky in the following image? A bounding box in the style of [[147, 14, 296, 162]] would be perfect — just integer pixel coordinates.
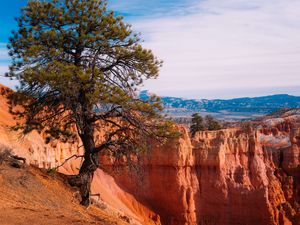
[[1, 0, 300, 99]]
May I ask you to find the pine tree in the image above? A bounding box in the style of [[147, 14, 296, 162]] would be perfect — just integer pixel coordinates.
[[204, 115, 222, 131], [190, 113, 204, 136], [6, 0, 177, 206]]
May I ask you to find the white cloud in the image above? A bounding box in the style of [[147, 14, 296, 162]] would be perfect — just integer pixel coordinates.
[[132, 0, 300, 98], [0, 65, 17, 89], [0, 65, 8, 74], [1, 1, 300, 98], [0, 43, 9, 61], [0, 43, 11, 88]]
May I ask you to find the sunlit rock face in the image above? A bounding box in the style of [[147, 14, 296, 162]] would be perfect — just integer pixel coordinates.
[[191, 122, 299, 225], [100, 114, 300, 225], [0, 84, 83, 169], [0, 84, 299, 225]]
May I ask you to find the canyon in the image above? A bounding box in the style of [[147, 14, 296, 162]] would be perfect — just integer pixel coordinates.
[[0, 84, 299, 225]]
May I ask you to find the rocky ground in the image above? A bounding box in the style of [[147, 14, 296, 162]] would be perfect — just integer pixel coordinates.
[[0, 157, 130, 225]]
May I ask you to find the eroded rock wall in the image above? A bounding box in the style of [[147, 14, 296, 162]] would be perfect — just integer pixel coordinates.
[[101, 118, 299, 225], [0, 84, 299, 225]]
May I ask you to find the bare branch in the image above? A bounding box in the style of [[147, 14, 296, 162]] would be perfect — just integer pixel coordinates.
[[54, 154, 84, 171]]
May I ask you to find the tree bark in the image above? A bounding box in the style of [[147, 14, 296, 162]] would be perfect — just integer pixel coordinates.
[[68, 116, 99, 206]]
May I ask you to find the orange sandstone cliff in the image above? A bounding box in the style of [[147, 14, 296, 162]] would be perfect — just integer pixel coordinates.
[[0, 85, 159, 225], [0, 84, 299, 225], [101, 117, 300, 225]]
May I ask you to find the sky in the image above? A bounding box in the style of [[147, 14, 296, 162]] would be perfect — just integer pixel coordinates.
[[0, 0, 300, 99]]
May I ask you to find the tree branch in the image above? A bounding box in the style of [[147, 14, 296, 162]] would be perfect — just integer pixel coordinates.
[[54, 154, 84, 171]]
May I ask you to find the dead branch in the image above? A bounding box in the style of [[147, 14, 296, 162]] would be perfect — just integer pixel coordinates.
[[54, 154, 84, 171], [10, 155, 26, 164]]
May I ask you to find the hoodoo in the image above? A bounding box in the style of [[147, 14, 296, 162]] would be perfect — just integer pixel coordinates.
[[0, 85, 299, 225]]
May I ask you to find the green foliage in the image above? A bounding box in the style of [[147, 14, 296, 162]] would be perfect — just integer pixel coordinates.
[[190, 113, 205, 136], [204, 115, 222, 131], [47, 167, 57, 175], [6, 0, 178, 158], [190, 113, 222, 136]]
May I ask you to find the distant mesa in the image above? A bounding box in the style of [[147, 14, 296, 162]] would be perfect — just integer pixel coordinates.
[[139, 90, 155, 100], [139, 90, 300, 121]]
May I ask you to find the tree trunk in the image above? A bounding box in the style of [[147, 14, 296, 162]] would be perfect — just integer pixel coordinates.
[[76, 151, 99, 206], [68, 122, 99, 206], [67, 88, 101, 206]]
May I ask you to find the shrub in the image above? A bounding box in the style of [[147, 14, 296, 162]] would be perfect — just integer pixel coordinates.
[[190, 113, 205, 136], [0, 145, 12, 164], [204, 115, 222, 131]]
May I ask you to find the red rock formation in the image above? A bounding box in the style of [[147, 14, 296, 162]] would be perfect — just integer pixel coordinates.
[[0, 84, 299, 225], [100, 116, 300, 225], [0, 85, 159, 225]]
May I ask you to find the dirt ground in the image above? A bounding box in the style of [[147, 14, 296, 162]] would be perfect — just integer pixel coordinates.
[[0, 161, 129, 225]]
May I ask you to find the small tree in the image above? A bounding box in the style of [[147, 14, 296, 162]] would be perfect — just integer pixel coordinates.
[[204, 115, 221, 131], [190, 113, 204, 136], [6, 0, 177, 206]]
